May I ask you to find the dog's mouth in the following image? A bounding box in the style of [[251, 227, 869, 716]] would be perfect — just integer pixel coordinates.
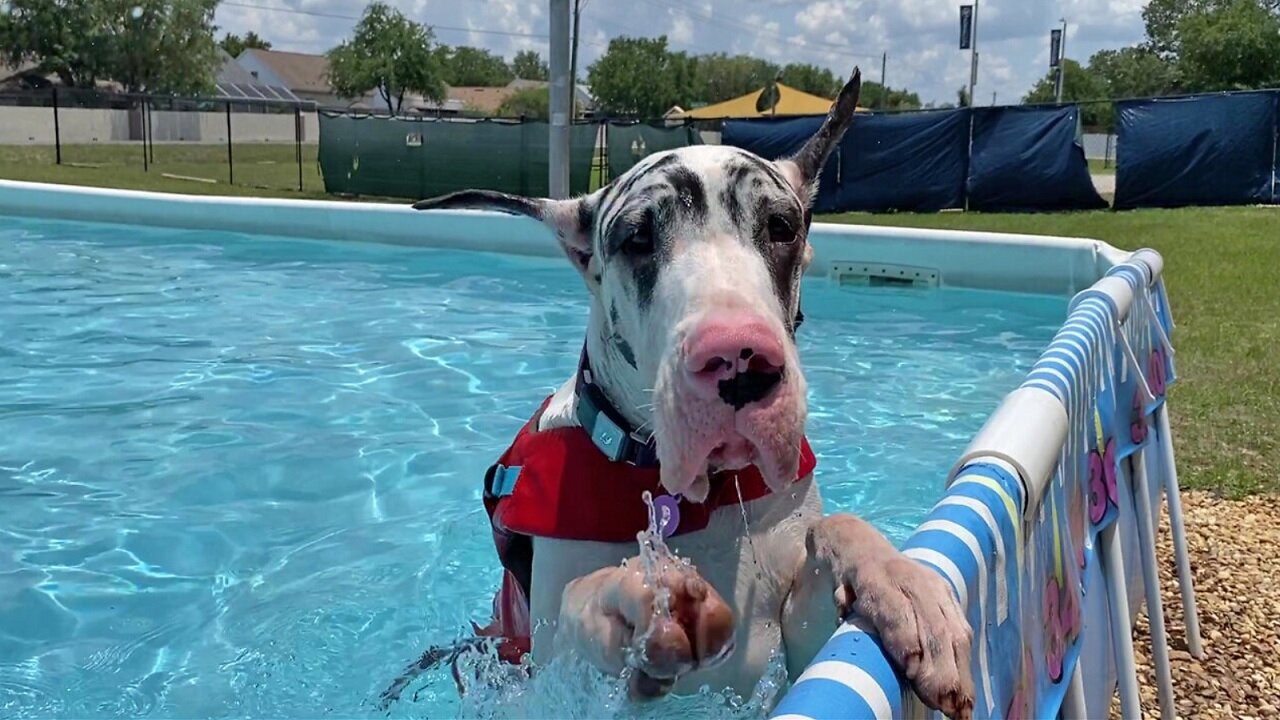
[[706, 435, 757, 473]]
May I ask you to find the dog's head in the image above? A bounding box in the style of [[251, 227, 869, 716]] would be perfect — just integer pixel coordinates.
[[415, 69, 861, 501]]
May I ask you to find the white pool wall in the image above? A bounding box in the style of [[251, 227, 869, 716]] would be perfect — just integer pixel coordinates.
[[0, 180, 1125, 297]]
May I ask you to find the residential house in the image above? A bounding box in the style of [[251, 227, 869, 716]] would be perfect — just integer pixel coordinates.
[[235, 48, 342, 107]]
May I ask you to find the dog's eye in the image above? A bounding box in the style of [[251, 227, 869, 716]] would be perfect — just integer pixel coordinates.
[[767, 215, 796, 244], [623, 214, 655, 255]]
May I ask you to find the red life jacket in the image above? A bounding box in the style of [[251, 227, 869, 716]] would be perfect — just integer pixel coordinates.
[[473, 394, 818, 664]]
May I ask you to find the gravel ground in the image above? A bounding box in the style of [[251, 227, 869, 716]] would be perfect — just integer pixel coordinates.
[[1109, 490, 1280, 719]]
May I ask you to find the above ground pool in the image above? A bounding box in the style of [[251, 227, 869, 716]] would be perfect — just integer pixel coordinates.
[[0, 212, 1065, 718], [0, 180, 1194, 720]]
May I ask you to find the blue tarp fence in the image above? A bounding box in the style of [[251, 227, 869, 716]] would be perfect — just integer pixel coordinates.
[[722, 105, 1106, 214], [1115, 90, 1280, 209], [968, 106, 1108, 213]]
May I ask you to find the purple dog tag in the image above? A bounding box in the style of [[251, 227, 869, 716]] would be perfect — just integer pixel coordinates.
[[653, 494, 682, 538]]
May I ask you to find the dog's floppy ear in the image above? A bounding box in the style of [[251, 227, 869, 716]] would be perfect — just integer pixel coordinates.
[[775, 67, 862, 206], [413, 190, 597, 274]]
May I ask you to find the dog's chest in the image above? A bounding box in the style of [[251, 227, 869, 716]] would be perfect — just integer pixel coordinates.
[[535, 476, 824, 696]]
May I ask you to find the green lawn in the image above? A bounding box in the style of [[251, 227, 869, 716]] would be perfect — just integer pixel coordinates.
[[0, 143, 328, 198], [823, 207, 1280, 498], [1088, 158, 1116, 174], [0, 153, 1271, 497]]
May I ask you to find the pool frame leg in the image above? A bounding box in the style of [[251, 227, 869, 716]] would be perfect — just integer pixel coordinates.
[[1156, 403, 1204, 659], [1062, 661, 1087, 719], [1132, 449, 1177, 720], [1101, 521, 1143, 720]]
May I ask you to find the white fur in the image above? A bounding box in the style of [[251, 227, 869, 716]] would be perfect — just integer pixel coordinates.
[[530, 378, 837, 697]]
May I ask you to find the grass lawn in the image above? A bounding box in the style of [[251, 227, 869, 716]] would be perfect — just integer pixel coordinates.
[[0, 143, 328, 198], [2, 142, 615, 198], [1088, 158, 1116, 174], [823, 207, 1280, 498], [0, 157, 1271, 496]]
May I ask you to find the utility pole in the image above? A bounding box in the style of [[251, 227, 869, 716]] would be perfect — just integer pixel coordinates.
[[1055, 18, 1067, 103], [568, 0, 582, 113], [549, 0, 571, 199], [880, 51, 887, 110]]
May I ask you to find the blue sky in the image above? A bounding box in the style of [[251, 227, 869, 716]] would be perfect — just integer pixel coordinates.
[[214, 0, 1150, 106]]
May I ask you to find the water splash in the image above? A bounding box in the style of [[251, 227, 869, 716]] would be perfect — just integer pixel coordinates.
[[732, 475, 765, 580]]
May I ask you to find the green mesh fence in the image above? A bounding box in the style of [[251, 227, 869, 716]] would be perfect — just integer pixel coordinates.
[[606, 123, 702, 181], [318, 114, 597, 199]]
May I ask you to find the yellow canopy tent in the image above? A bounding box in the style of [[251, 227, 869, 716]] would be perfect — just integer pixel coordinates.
[[674, 82, 866, 120]]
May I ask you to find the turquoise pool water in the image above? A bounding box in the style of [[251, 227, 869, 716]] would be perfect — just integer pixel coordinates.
[[0, 215, 1065, 718]]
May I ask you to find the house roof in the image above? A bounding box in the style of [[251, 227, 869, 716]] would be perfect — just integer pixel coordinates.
[[213, 50, 305, 104], [674, 82, 866, 120], [0, 60, 39, 85], [238, 48, 332, 94], [446, 85, 515, 114]]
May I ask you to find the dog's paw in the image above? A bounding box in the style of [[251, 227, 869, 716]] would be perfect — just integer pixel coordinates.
[[812, 515, 974, 720], [604, 556, 735, 699], [841, 556, 974, 720]]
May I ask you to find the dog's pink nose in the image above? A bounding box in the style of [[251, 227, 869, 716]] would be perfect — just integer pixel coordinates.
[[684, 319, 785, 409]]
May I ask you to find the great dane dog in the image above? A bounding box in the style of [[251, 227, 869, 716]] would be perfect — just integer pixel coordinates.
[[404, 69, 974, 719]]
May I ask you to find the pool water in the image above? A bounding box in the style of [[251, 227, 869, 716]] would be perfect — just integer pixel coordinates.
[[0, 215, 1065, 718]]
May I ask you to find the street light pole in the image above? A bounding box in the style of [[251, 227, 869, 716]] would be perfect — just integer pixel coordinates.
[[967, 0, 980, 107]]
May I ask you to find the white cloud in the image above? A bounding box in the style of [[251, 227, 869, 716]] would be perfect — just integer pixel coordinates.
[[670, 16, 695, 46], [212, 0, 1148, 105]]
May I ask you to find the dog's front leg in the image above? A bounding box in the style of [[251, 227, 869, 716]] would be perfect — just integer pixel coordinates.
[[784, 514, 975, 720], [546, 555, 736, 699]]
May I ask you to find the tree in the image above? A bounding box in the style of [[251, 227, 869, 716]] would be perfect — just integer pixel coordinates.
[[1143, 0, 1280, 58], [326, 2, 445, 114], [858, 81, 922, 111], [587, 35, 686, 117], [2, 0, 221, 93], [1176, 0, 1280, 91], [511, 49, 548, 81], [956, 86, 970, 108], [695, 52, 779, 103], [778, 63, 840, 98], [220, 31, 271, 59], [1, 0, 106, 88], [438, 45, 513, 87], [108, 0, 222, 94], [1087, 47, 1178, 99], [1142, 0, 1203, 57], [668, 50, 700, 109], [497, 85, 550, 119], [1022, 59, 1112, 128]]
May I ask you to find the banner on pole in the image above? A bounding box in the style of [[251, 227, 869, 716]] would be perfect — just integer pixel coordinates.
[[1050, 29, 1063, 68], [960, 5, 974, 49]]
